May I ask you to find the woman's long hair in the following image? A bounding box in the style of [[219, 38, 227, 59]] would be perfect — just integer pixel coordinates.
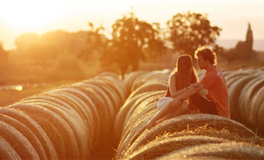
[[175, 55, 198, 90]]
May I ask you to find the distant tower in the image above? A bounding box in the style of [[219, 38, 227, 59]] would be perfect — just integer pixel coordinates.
[[246, 22, 253, 51]]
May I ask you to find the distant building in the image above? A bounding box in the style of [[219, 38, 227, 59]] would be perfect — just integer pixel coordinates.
[[234, 23, 255, 59]]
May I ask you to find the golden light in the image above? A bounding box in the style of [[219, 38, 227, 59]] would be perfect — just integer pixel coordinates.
[[1, 1, 64, 33], [14, 86, 23, 91]]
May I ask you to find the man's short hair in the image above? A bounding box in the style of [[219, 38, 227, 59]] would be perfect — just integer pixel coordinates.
[[194, 46, 217, 65]]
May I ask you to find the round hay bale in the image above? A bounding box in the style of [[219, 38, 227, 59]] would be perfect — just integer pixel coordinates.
[[47, 87, 102, 118], [76, 81, 116, 126], [125, 136, 228, 160], [83, 80, 119, 116], [0, 120, 39, 160], [42, 87, 98, 123], [0, 135, 21, 160], [124, 91, 164, 125], [11, 103, 79, 159], [96, 71, 120, 79], [37, 93, 97, 134], [126, 123, 264, 156], [113, 91, 166, 142], [25, 93, 96, 143], [116, 106, 157, 158], [228, 75, 257, 121], [139, 71, 169, 82], [0, 107, 58, 159], [225, 71, 249, 88], [128, 82, 167, 99], [94, 75, 128, 103], [47, 86, 108, 130], [120, 114, 257, 158], [249, 87, 264, 128], [238, 77, 264, 119], [123, 71, 150, 94], [130, 70, 170, 91], [257, 100, 264, 136], [19, 99, 88, 159], [74, 81, 121, 143], [132, 77, 168, 92], [157, 142, 264, 160], [94, 81, 124, 114], [0, 113, 47, 159]]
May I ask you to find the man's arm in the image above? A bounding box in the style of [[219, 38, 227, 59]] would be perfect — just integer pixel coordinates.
[[169, 82, 204, 108]]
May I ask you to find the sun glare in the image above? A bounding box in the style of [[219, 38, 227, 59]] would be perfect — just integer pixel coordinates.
[[1, 1, 64, 32]]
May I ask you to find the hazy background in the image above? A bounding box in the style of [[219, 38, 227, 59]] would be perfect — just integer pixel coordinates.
[[1, 0, 264, 106], [0, 0, 264, 51]]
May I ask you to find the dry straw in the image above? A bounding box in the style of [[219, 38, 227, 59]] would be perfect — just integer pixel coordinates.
[[126, 135, 229, 160], [128, 82, 168, 100], [125, 124, 264, 158], [224, 71, 249, 88], [17, 99, 89, 158], [10, 103, 79, 159], [114, 91, 166, 142], [124, 92, 166, 125], [116, 114, 262, 159], [239, 77, 264, 119], [116, 105, 157, 159], [0, 72, 127, 159], [0, 107, 59, 159], [228, 75, 257, 121], [123, 71, 150, 94], [157, 141, 264, 160]]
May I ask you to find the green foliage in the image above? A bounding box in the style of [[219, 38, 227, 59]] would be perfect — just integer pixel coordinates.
[[166, 11, 222, 58]]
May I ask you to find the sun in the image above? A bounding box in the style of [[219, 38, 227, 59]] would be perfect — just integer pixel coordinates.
[[1, 1, 63, 33]]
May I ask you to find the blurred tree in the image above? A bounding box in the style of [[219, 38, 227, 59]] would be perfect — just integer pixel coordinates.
[[78, 22, 107, 61], [166, 11, 222, 58], [15, 33, 40, 55], [25, 43, 58, 66], [101, 12, 167, 79], [15, 30, 89, 66], [0, 42, 8, 65]]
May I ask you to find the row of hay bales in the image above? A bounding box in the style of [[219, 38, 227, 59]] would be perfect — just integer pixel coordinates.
[[114, 69, 264, 160], [0, 72, 128, 160], [223, 69, 264, 135]]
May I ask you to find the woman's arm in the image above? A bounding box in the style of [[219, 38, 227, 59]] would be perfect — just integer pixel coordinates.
[[169, 74, 190, 98]]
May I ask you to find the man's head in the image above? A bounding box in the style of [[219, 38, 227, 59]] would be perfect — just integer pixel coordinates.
[[194, 46, 217, 70]]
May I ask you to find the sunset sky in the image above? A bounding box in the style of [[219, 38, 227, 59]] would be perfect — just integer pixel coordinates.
[[0, 0, 264, 50]]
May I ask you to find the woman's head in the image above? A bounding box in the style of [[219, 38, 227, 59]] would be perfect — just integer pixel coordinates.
[[175, 55, 198, 90], [176, 55, 193, 73]]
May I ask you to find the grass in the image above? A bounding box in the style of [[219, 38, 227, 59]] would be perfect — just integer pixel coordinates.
[[0, 80, 78, 107], [0, 55, 100, 107]]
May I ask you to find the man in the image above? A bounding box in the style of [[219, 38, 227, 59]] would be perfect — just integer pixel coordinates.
[[170, 46, 230, 118]]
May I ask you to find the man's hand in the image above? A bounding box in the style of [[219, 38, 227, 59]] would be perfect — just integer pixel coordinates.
[[169, 98, 181, 108]]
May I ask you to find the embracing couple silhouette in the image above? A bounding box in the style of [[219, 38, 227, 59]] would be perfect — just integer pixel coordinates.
[[145, 46, 230, 130]]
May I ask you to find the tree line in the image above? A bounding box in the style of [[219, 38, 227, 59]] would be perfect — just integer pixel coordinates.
[[1, 11, 223, 78]]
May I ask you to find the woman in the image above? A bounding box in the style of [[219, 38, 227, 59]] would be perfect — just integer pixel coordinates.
[[145, 55, 198, 129]]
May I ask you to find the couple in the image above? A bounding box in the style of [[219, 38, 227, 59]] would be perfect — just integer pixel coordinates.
[[145, 46, 230, 129]]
